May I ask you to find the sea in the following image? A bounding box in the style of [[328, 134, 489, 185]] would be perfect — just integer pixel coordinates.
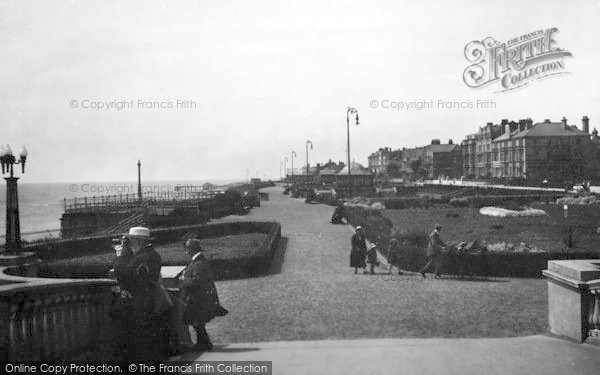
[[0, 179, 240, 240]]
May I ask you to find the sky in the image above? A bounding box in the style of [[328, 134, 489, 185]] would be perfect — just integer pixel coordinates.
[[1, 0, 600, 183]]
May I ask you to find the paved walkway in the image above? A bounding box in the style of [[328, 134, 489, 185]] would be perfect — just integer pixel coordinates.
[[174, 185, 599, 374]]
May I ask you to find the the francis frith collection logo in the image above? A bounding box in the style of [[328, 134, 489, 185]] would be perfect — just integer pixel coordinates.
[[463, 28, 572, 92]]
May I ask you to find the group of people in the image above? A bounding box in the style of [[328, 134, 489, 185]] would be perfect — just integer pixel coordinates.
[[349, 224, 446, 278], [112, 226, 228, 361]]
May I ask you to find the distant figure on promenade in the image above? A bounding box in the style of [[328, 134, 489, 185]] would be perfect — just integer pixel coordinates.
[[419, 224, 446, 279], [350, 226, 367, 274], [366, 243, 380, 275], [180, 238, 229, 350], [387, 238, 403, 275], [113, 226, 174, 361]]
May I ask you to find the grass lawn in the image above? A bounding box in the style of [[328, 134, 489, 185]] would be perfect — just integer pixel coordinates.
[[40, 233, 268, 278], [211, 272, 548, 342], [382, 204, 600, 254]]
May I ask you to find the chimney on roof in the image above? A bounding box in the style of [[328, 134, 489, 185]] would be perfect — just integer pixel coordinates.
[[593, 128, 599, 141], [448, 139, 453, 145], [504, 124, 511, 137], [431, 139, 441, 145], [582, 116, 590, 133], [562, 116, 568, 130], [486, 122, 493, 126], [544, 119, 551, 123], [526, 118, 533, 129], [518, 119, 526, 132], [501, 119, 509, 126]]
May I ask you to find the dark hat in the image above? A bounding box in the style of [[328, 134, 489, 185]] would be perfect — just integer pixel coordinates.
[[185, 238, 203, 252]]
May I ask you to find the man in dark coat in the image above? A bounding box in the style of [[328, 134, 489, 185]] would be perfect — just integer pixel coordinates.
[[113, 226, 173, 361], [180, 238, 228, 350], [419, 224, 446, 278], [350, 226, 367, 274]]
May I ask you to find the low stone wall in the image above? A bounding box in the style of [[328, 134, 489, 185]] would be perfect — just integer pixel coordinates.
[[150, 221, 282, 279], [29, 222, 280, 262]]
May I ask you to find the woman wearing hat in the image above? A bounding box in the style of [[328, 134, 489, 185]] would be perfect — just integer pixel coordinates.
[[350, 226, 367, 274], [113, 226, 173, 360], [180, 238, 228, 350]]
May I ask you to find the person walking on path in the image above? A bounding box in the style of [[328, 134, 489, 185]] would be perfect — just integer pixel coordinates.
[[350, 226, 367, 274], [366, 243, 380, 275], [419, 224, 446, 279], [387, 238, 403, 275], [113, 226, 174, 361], [180, 238, 229, 351]]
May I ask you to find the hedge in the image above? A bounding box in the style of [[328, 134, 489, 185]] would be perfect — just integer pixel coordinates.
[[343, 205, 598, 278]]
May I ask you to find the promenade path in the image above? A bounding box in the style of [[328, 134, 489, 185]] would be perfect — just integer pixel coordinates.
[[175, 185, 600, 374]]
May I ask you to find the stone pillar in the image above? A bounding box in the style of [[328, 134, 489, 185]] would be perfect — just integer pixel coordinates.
[[543, 260, 600, 342]]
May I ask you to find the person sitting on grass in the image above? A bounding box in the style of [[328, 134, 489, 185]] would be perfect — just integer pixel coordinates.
[[387, 238, 403, 275], [367, 243, 380, 275]]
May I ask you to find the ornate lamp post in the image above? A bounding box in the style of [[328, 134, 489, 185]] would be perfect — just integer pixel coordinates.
[[291, 151, 297, 183], [305, 140, 313, 183], [1, 144, 27, 253], [346, 107, 359, 196], [284, 157, 288, 182]]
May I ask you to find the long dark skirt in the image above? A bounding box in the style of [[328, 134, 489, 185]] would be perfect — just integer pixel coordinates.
[[350, 250, 366, 268]]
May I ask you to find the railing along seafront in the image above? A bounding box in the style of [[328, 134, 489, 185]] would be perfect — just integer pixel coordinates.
[[0, 275, 117, 361], [63, 188, 228, 212], [0, 229, 62, 247]]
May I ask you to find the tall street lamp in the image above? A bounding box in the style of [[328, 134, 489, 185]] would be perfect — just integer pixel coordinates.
[[280, 161, 283, 181], [347, 107, 359, 196], [284, 157, 288, 182], [291, 151, 297, 183], [1, 144, 28, 253], [305, 140, 313, 183]]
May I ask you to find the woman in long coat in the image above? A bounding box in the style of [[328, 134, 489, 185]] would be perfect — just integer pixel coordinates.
[[180, 238, 228, 350], [350, 226, 367, 274]]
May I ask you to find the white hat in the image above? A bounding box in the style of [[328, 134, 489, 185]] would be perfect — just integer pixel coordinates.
[[369, 243, 377, 249], [355, 226, 363, 231], [124, 226, 151, 239]]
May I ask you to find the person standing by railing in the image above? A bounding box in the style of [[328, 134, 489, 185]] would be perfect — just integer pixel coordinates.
[[113, 226, 174, 361], [180, 238, 228, 350]]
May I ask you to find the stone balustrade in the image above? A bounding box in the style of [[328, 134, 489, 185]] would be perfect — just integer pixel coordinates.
[[543, 259, 600, 342], [0, 278, 116, 361]]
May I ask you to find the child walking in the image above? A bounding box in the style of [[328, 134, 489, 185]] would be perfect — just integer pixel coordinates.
[[366, 243, 380, 275]]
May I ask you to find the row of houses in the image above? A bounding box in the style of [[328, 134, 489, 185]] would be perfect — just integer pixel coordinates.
[[286, 159, 375, 196], [368, 116, 600, 184]]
